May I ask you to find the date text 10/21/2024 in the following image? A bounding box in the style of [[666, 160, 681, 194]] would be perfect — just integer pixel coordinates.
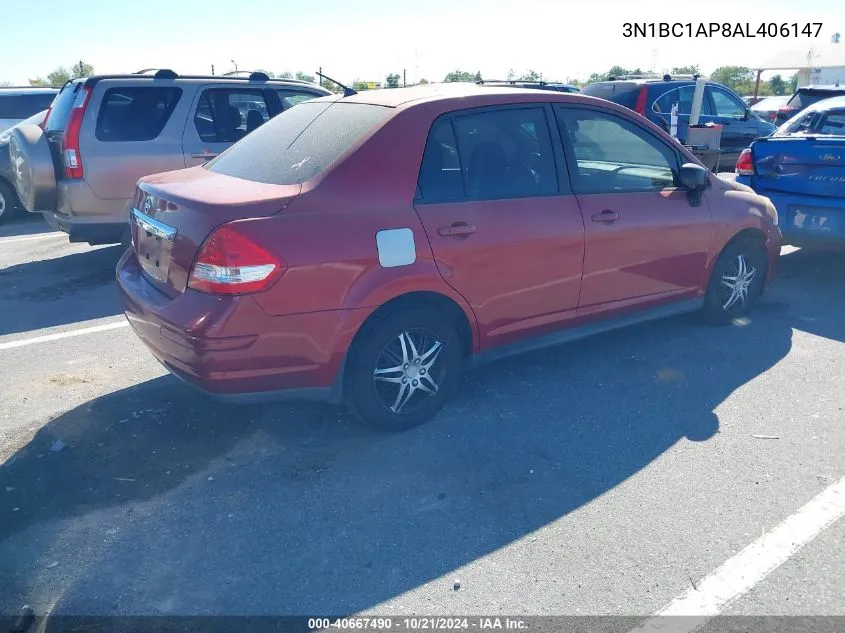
[[309, 617, 528, 631], [623, 22, 823, 38]]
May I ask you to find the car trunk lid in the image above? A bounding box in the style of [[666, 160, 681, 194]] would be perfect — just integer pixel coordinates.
[[752, 137, 845, 197], [131, 166, 301, 297]]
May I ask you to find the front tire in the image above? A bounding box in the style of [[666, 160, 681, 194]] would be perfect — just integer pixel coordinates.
[[703, 238, 767, 324], [346, 307, 463, 432], [0, 179, 19, 225]]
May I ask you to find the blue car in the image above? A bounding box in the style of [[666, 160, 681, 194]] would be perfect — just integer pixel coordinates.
[[582, 75, 777, 167], [735, 95, 845, 246]]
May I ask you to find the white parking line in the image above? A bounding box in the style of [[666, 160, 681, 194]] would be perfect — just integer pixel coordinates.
[[0, 321, 130, 351], [629, 474, 845, 632], [0, 232, 65, 245]]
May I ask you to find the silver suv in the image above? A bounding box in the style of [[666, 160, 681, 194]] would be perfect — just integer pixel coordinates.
[[9, 70, 332, 244]]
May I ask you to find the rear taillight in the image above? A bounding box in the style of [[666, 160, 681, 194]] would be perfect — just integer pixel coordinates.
[[736, 148, 754, 176], [776, 106, 795, 120], [188, 224, 285, 295], [634, 86, 649, 116], [62, 87, 91, 179]]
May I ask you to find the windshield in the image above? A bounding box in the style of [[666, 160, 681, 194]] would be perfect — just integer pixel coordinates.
[[206, 101, 390, 185], [786, 89, 845, 109]]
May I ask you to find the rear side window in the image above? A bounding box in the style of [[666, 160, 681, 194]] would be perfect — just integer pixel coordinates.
[[206, 102, 389, 185], [417, 108, 559, 203], [95, 87, 182, 142], [0, 92, 56, 119], [653, 86, 714, 115], [194, 89, 269, 142]]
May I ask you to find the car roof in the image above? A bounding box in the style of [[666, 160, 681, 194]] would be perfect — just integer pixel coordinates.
[[798, 84, 845, 91], [0, 87, 59, 95], [330, 83, 591, 108]]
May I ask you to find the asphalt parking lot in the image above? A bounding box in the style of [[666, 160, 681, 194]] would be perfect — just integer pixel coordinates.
[[1, 214, 843, 625]]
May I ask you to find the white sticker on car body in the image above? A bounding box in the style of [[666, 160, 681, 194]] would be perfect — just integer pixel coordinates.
[[376, 228, 416, 268]]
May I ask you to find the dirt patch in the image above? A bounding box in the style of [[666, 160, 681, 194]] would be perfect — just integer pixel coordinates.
[[48, 372, 95, 386]]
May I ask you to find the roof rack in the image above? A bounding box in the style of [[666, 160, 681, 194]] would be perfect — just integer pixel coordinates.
[[608, 73, 700, 81], [477, 79, 549, 86], [83, 70, 318, 88], [0, 85, 60, 90]]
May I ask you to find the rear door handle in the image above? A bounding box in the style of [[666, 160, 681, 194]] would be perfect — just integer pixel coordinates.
[[591, 210, 619, 223], [438, 222, 476, 237], [191, 152, 218, 160]]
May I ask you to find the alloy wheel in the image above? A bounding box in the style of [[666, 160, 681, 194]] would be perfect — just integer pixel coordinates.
[[372, 329, 445, 415], [719, 254, 758, 312]]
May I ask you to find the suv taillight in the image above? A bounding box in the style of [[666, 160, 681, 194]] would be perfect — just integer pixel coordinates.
[[634, 86, 649, 116], [776, 105, 795, 120], [736, 148, 754, 176], [188, 224, 285, 295], [62, 87, 91, 179]]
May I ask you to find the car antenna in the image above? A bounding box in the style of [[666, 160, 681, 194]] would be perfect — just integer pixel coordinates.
[[316, 71, 357, 97]]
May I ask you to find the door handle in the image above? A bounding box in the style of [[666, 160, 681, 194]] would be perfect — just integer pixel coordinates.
[[191, 152, 218, 160], [591, 210, 619, 223], [438, 222, 476, 237]]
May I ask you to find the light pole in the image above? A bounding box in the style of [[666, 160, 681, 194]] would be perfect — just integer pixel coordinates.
[[231, 59, 238, 74]]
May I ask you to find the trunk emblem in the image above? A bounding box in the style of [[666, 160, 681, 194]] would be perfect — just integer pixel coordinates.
[[819, 154, 840, 161]]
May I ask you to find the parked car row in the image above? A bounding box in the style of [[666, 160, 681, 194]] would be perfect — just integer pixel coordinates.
[[7, 69, 842, 431]]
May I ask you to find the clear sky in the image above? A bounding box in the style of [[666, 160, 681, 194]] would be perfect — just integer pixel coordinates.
[[1, 0, 843, 85]]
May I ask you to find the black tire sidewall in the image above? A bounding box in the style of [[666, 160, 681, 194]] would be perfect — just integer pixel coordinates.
[[0, 179, 19, 224], [704, 239, 767, 324], [346, 307, 463, 432]]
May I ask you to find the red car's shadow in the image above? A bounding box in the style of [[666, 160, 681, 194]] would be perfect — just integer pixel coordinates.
[[0, 250, 842, 620]]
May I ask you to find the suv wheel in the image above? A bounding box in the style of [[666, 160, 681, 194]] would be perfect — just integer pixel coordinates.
[[346, 307, 463, 432], [703, 238, 767, 324], [0, 180, 19, 224]]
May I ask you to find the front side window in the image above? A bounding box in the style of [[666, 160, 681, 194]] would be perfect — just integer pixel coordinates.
[[194, 89, 269, 142], [95, 87, 182, 142], [709, 88, 747, 119], [556, 106, 678, 193]]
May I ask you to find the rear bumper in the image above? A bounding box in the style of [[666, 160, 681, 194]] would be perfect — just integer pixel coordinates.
[[116, 250, 364, 403], [752, 191, 844, 246], [43, 210, 126, 244]]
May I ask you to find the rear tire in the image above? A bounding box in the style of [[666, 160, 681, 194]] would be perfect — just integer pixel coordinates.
[[0, 179, 19, 225], [703, 238, 767, 324], [346, 306, 463, 432]]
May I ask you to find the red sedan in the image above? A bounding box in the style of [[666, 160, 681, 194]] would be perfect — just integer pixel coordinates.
[[117, 84, 782, 431]]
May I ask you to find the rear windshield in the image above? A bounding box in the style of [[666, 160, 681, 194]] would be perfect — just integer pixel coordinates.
[[580, 82, 641, 107], [44, 82, 83, 132], [206, 101, 390, 185], [0, 92, 56, 119], [787, 89, 845, 109]]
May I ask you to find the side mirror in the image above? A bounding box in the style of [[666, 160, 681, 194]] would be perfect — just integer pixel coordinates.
[[679, 163, 709, 191]]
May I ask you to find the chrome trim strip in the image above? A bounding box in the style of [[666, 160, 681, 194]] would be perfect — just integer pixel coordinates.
[[131, 208, 176, 241]]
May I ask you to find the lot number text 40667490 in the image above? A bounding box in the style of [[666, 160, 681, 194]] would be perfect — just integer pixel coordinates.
[[623, 22, 823, 38]]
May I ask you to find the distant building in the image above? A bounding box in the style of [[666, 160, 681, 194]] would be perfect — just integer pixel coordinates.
[[795, 66, 845, 87]]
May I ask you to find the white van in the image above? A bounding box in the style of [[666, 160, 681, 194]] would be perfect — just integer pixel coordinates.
[[0, 87, 58, 134]]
